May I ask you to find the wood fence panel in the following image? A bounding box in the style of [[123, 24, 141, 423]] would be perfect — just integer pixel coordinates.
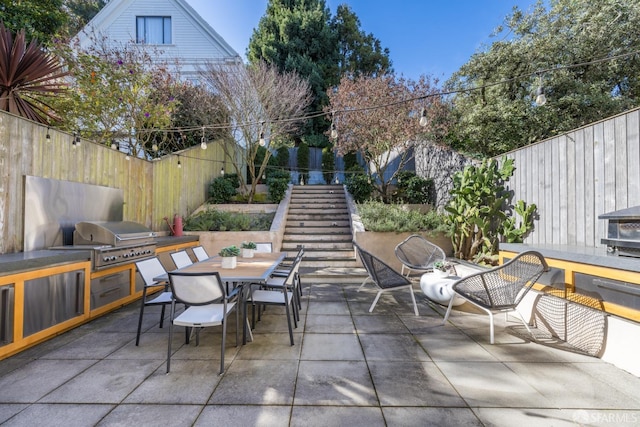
[[0, 112, 229, 253], [502, 107, 640, 248]]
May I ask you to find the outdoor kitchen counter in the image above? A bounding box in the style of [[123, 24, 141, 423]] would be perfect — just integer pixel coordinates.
[[500, 243, 640, 273], [500, 242, 640, 322], [0, 249, 91, 276], [155, 235, 199, 248]]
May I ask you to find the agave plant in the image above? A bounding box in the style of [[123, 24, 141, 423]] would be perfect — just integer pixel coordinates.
[[0, 23, 68, 124]]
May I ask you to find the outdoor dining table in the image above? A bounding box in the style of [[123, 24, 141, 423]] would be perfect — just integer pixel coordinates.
[[155, 251, 286, 344]]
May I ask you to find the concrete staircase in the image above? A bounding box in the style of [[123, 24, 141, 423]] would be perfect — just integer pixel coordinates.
[[282, 185, 366, 284]]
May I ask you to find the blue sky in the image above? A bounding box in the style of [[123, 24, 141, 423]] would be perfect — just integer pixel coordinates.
[[186, 0, 540, 81]]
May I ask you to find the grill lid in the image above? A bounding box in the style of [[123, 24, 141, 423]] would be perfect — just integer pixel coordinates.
[[598, 206, 640, 220], [74, 221, 156, 246]]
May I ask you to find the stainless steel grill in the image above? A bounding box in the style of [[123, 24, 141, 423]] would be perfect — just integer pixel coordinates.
[[599, 206, 640, 257], [51, 221, 157, 270]]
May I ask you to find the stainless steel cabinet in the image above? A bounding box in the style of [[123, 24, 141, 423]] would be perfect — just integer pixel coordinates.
[[0, 285, 14, 346], [23, 270, 84, 337]]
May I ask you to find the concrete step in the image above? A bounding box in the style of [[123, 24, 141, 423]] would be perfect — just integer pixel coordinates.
[[288, 209, 348, 216], [285, 222, 351, 229], [299, 249, 355, 259], [289, 204, 348, 212], [287, 214, 350, 221], [284, 235, 352, 244], [283, 226, 351, 234], [282, 241, 354, 250]]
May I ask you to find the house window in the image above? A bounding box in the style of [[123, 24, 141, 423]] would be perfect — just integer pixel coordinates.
[[136, 16, 172, 44]]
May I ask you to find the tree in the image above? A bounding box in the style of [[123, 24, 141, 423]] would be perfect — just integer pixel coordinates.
[[51, 34, 177, 157], [331, 4, 392, 78], [0, 0, 67, 43], [64, 0, 107, 36], [327, 73, 448, 201], [0, 23, 68, 124], [200, 60, 312, 203], [447, 0, 640, 156], [247, 0, 391, 145]]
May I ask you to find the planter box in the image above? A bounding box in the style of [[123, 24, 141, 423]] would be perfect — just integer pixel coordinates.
[[221, 256, 237, 269], [241, 248, 254, 258]]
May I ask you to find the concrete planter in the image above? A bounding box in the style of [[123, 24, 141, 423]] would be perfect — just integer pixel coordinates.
[[221, 256, 237, 269]]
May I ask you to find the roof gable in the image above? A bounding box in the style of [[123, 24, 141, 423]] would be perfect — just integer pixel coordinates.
[[77, 0, 240, 60]]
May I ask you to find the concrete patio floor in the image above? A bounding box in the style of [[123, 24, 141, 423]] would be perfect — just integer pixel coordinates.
[[1, 279, 640, 427]]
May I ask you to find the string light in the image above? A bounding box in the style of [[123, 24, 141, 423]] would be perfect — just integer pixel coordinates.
[[200, 126, 207, 150], [111, 140, 118, 150], [220, 167, 224, 176], [152, 142, 158, 151], [535, 75, 547, 106], [419, 108, 428, 127], [72, 132, 77, 149], [330, 113, 338, 139], [177, 155, 181, 168], [259, 121, 266, 146], [75, 132, 81, 146], [45, 127, 50, 141]]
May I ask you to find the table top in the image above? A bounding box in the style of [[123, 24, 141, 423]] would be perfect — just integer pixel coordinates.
[[420, 273, 461, 286], [172, 252, 285, 282]]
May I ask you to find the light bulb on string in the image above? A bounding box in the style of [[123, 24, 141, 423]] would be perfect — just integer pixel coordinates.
[[535, 86, 546, 106], [75, 132, 81, 146], [72, 133, 77, 149], [177, 155, 181, 168], [200, 126, 207, 150], [45, 127, 50, 142], [259, 131, 265, 146], [125, 150, 130, 161], [419, 108, 428, 127], [220, 167, 224, 176], [111, 140, 118, 150], [152, 143, 158, 152]]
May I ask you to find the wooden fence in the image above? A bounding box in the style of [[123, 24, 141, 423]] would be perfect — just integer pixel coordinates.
[[0, 111, 231, 254], [505, 107, 640, 248]]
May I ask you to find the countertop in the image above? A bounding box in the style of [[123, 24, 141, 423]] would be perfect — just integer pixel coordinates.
[[0, 236, 199, 276], [500, 243, 640, 273]]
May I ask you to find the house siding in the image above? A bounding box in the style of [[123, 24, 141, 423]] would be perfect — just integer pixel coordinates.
[[78, 0, 240, 78]]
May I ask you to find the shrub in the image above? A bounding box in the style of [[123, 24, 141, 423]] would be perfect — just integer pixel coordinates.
[[322, 146, 335, 184], [296, 141, 309, 184], [208, 174, 239, 203], [344, 165, 374, 203], [183, 209, 274, 231], [357, 200, 448, 233], [395, 171, 435, 205], [267, 176, 290, 203]]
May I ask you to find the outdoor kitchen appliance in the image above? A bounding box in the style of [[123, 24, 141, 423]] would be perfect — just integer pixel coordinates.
[[599, 205, 640, 258], [51, 221, 157, 271]]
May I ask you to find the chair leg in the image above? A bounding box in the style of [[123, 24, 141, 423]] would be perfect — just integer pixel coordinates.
[[284, 301, 294, 346], [369, 291, 382, 313], [512, 309, 534, 337], [488, 311, 495, 344], [220, 319, 227, 375], [409, 286, 419, 316], [166, 304, 175, 374], [358, 277, 371, 292], [136, 295, 146, 346], [443, 295, 456, 325]]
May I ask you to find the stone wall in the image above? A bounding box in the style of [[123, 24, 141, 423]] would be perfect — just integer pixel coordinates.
[[413, 142, 477, 211]]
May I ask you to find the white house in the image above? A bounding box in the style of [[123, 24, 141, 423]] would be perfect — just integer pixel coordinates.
[[76, 0, 242, 82]]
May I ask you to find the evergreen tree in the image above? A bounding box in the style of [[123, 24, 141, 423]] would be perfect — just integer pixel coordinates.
[[247, 0, 391, 145]]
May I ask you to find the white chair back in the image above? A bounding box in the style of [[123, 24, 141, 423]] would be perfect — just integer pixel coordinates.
[[135, 257, 167, 286], [192, 246, 209, 262], [171, 250, 193, 269], [168, 272, 225, 305]]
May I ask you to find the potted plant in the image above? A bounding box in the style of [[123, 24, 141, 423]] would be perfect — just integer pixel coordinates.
[[432, 260, 453, 277], [241, 241, 257, 258], [219, 245, 240, 269]]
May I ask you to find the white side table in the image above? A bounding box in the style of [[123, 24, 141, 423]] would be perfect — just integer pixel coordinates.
[[420, 273, 466, 306]]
